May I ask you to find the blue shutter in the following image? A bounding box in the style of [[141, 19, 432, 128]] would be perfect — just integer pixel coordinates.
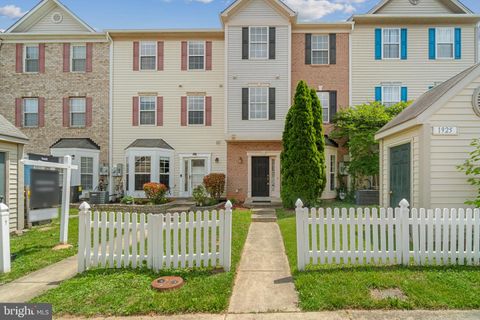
[[429, 28, 436, 60], [375, 87, 382, 102], [401, 29, 407, 60], [401, 87, 408, 102], [455, 28, 461, 60], [375, 29, 382, 60]]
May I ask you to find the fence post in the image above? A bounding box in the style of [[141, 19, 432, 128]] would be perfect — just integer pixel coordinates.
[[0, 203, 11, 273], [223, 200, 233, 272], [399, 199, 410, 266], [295, 199, 305, 271], [77, 201, 90, 273]]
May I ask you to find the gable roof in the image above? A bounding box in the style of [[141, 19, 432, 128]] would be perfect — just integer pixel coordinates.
[[126, 139, 174, 150], [377, 63, 480, 136], [221, 0, 297, 24], [0, 115, 29, 144], [367, 0, 473, 15], [50, 138, 100, 150], [5, 0, 96, 34]]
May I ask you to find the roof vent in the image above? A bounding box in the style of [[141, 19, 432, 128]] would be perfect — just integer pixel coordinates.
[[473, 87, 480, 117], [51, 12, 63, 24]]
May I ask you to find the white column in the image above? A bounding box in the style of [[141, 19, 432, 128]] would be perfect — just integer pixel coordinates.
[[0, 203, 11, 273], [60, 155, 72, 244], [295, 199, 305, 271], [399, 199, 410, 266]]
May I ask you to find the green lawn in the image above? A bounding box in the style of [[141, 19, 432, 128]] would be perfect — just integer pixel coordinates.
[[32, 210, 251, 316], [277, 208, 480, 310], [0, 209, 79, 285]]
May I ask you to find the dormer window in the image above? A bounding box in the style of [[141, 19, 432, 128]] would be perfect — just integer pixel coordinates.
[[249, 27, 268, 59]]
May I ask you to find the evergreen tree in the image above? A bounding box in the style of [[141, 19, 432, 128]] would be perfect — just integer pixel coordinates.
[[281, 81, 323, 208], [310, 88, 327, 195]]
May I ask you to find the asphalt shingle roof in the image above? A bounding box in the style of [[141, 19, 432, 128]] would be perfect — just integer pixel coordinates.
[[0, 115, 29, 142], [126, 139, 174, 150], [50, 138, 100, 150]]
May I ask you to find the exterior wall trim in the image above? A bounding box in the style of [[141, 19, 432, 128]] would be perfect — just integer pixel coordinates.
[[246, 150, 281, 198]]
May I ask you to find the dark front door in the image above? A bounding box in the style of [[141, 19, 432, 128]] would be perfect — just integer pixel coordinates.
[[0, 152, 5, 203], [390, 143, 411, 207], [252, 157, 269, 197]]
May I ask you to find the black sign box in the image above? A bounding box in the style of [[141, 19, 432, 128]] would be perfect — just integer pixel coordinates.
[[30, 169, 61, 209]]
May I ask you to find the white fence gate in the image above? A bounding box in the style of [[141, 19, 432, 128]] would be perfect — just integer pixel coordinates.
[[295, 199, 480, 270], [77, 201, 232, 273]]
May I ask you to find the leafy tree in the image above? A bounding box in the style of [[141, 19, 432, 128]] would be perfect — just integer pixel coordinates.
[[310, 88, 327, 193], [281, 81, 324, 208], [457, 138, 480, 207], [330, 101, 409, 189]]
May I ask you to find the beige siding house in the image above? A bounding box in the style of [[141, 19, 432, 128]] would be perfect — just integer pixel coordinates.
[[0, 116, 28, 231], [109, 31, 225, 198], [376, 64, 480, 209], [350, 0, 479, 107]]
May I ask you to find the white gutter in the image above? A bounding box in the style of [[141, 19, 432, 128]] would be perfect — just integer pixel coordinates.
[[106, 32, 114, 201]]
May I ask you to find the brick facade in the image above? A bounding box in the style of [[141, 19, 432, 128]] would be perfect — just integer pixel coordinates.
[[0, 42, 110, 164], [291, 33, 350, 135]]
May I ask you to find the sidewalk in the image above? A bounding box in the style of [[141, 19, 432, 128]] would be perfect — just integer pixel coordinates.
[[0, 255, 77, 302], [56, 310, 480, 320], [228, 210, 299, 313]]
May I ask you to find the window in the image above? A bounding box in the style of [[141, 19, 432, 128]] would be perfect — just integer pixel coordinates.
[[70, 98, 86, 127], [24, 45, 39, 73], [382, 86, 401, 107], [249, 27, 268, 59], [140, 41, 156, 70], [23, 98, 39, 127], [125, 157, 129, 192], [188, 96, 205, 125], [249, 87, 268, 120], [80, 157, 94, 190], [316, 92, 330, 123], [134, 156, 151, 191], [188, 41, 205, 70], [139, 96, 156, 125], [159, 157, 170, 189], [437, 27, 454, 59], [311, 35, 329, 64], [71, 44, 87, 72], [382, 28, 400, 59], [330, 155, 336, 191]]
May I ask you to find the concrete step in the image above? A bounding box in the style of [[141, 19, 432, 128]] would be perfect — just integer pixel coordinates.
[[251, 209, 277, 222]]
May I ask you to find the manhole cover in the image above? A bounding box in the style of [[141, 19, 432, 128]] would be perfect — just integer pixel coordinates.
[[151, 276, 184, 291]]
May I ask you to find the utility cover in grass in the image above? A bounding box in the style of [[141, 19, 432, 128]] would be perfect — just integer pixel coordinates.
[[370, 288, 407, 301]]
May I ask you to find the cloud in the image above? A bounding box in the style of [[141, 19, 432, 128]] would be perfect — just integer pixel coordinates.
[[283, 0, 366, 20], [0, 5, 26, 19]]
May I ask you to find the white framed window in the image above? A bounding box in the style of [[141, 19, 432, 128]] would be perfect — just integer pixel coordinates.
[[316, 91, 330, 123], [140, 41, 156, 70], [330, 154, 336, 191], [311, 35, 329, 64], [382, 28, 400, 59], [436, 27, 454, 59], [139, 96, 156, 125], [24, 45, 39, 73], [23, 98, 39, 127], [382, 85, 401, 107], [249, 87, 268, 120], [188, 41, 205, 70], [80, 156, 94, 190], [70, 98, 86, 127], [159, 157, 170, 189], [134, 156, 151, 191], [249, 26, 268, 59], [71, 44, 87, 72], [188, 96, 205, 125]]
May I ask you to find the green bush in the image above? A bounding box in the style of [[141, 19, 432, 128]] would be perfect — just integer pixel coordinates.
[[192, 185, 208, 206], [458, 138, 480, 207], [203, 173, 225, 201], [143, 182, 168, 205], [120, 196, 134, 205], [281, 81, 324, 208]]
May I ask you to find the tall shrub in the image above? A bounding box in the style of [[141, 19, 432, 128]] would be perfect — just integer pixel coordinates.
[[281, 81, 323, 208], [203, 173, 225, 201], [310, 88, 327, 193]]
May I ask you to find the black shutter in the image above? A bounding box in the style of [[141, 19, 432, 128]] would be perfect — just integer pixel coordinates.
[[269, 27, 276, 60], [269, 87, 276, 120], [242, 27, 249, 60], [305, 33, 312, 65], [329, 91, 337, 123], [242, 88, 249, 120], [329, 34, 336, 65]]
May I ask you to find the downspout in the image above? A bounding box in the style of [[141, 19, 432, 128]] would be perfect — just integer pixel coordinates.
[[106, 32, 114, 201], [349, 22, 354, 107]]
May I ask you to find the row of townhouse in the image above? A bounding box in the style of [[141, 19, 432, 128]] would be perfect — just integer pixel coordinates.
[[0, 0, 478, 215]]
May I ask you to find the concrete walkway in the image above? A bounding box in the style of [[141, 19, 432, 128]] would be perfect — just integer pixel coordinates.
[[228, 211, 299, 313], [0, 255, 77, 302], [57, 310, 480, 320]]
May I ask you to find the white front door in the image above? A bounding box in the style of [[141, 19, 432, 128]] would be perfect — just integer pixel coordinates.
[[182, 158, 207, 196]]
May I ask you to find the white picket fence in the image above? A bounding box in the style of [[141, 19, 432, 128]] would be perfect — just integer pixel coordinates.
[[0, 203, 11, 274], [295, 199, 480, 270], [77, 201, 232, 273]]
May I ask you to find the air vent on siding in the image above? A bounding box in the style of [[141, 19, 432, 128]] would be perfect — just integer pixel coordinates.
[[51, 12, 63, 24], [472, 87, 480, 117]]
